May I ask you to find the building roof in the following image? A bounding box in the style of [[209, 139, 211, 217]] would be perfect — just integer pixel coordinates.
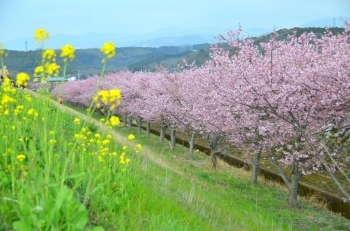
[[46, 77, 67, 82]]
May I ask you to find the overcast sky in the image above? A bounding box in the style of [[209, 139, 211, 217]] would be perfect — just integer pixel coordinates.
[[1, 0, 349, 41]]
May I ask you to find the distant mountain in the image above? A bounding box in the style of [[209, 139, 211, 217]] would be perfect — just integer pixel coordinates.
[[299, 16, 350, 28], [1, 27, 239, 51], [240, 28, 274, 38], [136, 35, 209, 47], [3, 17, 349, 51]]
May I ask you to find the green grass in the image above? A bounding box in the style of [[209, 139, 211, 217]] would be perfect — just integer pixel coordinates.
[[111, 125, 350, 231]]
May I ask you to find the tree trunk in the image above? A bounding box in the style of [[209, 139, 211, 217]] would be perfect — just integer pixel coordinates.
[[128, 116, 132, 128], [251, 147, 262, 184], [137, 117, 142, 133], [209, 134, 222, 168], [160, 124, 167, 143], [123, 115, 127, 127], [188, 131, 197, 157], [146, 122, 151, 137], [170, 127, 176, 149], [288, 170, 302, 209], [211, 151, 218, 168], [319, 155, 350, 200], [269, 149, 303, 209]]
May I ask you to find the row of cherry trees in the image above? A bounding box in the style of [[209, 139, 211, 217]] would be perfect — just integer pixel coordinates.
[[51, 23, 350, 208]]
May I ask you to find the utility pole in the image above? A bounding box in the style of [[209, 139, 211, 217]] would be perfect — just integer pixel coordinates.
[[25, 41, 27, 52]]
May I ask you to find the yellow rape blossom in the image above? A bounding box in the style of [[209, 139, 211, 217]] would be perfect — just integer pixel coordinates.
[[25, 94, 32, 101], [34, 66, 44, 76], [109, 89, 121, 103], [101, 42, 116, 59], [27, 109, 39, 119], [2, 78, 12, 90], [128, 134, 135, 141], [102, 139, 110, 145], [93, 89, 121, 112], [60, 44, 75, 61], [17, 154, 26, 162], [119, 152, 130, 165], [110, 116, 120, 126], [73, 118, 81, 124], [42, 49, 56, 61], [135, 144, 142, 153], [1, 94, 16, 105], [16, 72, 30, 88], [34, 28, 49, 44], [98, 156, 104, 162], [44, 62, 60, 77]]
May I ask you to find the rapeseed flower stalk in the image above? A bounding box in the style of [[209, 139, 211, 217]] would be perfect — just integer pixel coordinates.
[[0, 42, 6, 68], [85, 41, 118, 120], [33, 29, 61, 84], [60, 44, 75, 98], [98, 41, 116, 79], [0, 42, 4, 56]]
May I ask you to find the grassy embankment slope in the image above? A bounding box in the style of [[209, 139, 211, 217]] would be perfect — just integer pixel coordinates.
[[61, 98, 350, 231]]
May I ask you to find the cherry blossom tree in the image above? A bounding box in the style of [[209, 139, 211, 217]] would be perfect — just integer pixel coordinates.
[[212, 22, 350, 207]]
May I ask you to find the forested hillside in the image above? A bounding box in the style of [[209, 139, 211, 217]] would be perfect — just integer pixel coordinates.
[[2, 27, 344, 79]]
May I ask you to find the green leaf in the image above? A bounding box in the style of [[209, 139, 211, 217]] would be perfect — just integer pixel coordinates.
[[71, 206, 88, 230], [55, 185, 70, 209], [13, 221, 32, 231], [85, 226, 105, 231]]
